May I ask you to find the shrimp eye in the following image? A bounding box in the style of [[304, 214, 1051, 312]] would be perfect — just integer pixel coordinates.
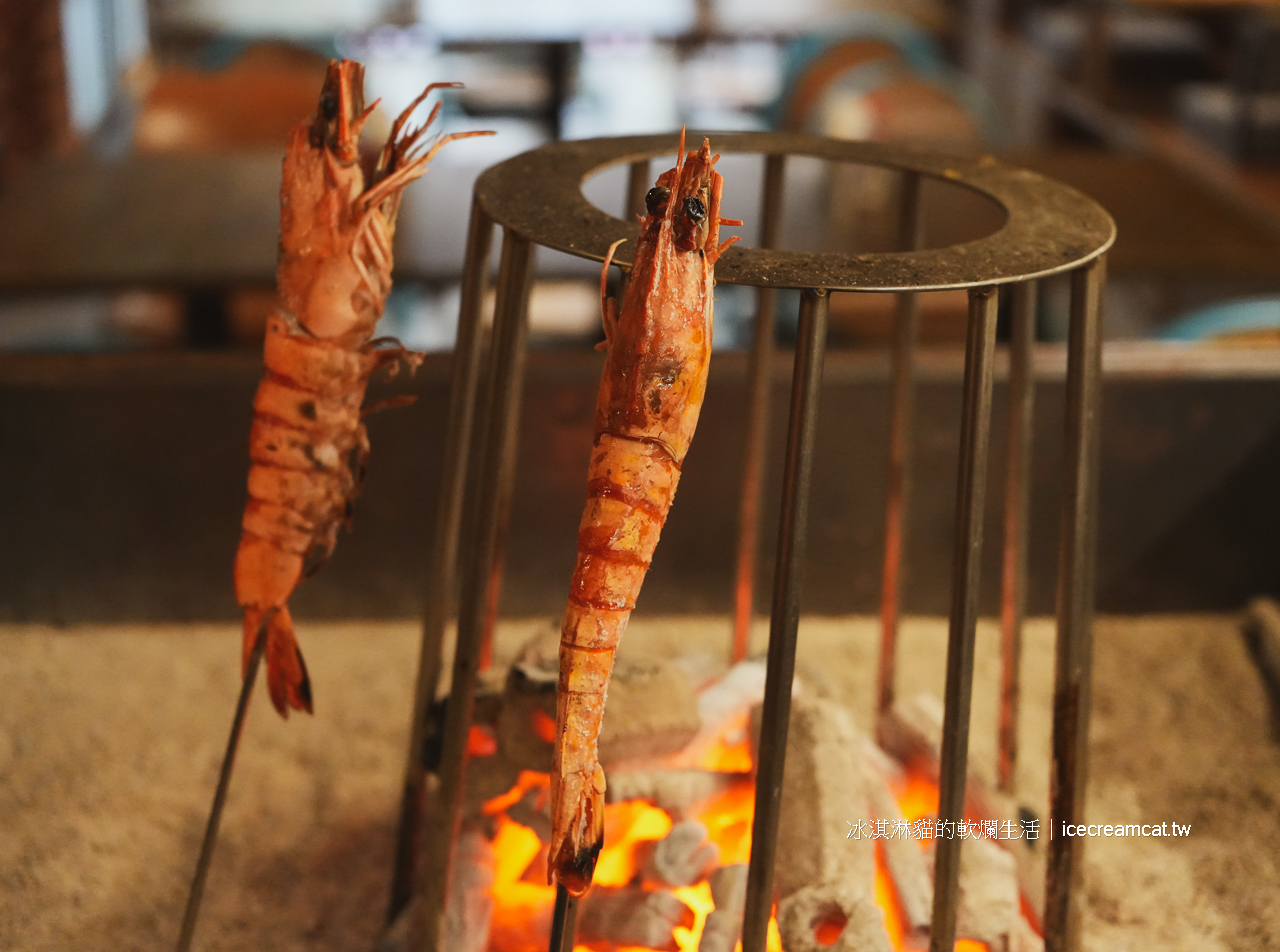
[[684, 196, 707, 223], [645, 186, 671, 215], [320, 91, 339, 120]]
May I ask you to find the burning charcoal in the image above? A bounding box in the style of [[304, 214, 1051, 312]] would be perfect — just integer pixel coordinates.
[[926, 835, 1020, 950], [506, 784, 552, 842], [576, 886, 695, 952], [1012, 913, 1045, 952], [598, 658, 701, 768], [518, 842, 550, 885], [877, 692, 997, 822], [956, 837, 1020, 950], [463, 751, 521, 819], [709, 861, 749, 909], [605, 769, 736, 814], [498, 656, 558, 772], [666, 659, 770, 767], [777, 883, 892, 952], [640, 820, 720, 887], [755, 695, 874, 899], [699, 863, 749, 952], [445, 828, 496, 952], [862, 744, 932, 935], [377, 827, 494, 952], [487, 887, 554, 952], [875, 691, 945, 767]]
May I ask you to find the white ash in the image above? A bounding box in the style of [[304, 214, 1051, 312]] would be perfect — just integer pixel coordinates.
[[699, 863, 749, 952], [777, 883, 893, 952], [754, 694, 874, 899], [862, 741, 932, 935], [576, 885, 694, 952], [605, 768, 739, 814], [640, 820, 720, 888]]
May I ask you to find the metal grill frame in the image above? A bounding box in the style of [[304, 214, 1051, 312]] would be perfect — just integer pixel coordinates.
[[389, 131, 1115, 952]]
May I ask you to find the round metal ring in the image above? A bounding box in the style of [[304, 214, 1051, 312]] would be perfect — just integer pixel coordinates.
[[475, 131, 1116, 292]]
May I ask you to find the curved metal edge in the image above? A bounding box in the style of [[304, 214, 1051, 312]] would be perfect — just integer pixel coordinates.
[[474, 131, 1116, 292]]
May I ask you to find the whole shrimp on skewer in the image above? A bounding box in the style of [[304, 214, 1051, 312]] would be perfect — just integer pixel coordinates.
[[549, 133, 741, 894], [235, 60, 491, 716]]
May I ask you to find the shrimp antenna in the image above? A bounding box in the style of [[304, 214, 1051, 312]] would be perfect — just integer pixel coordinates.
[[174, 609, 277, 952]]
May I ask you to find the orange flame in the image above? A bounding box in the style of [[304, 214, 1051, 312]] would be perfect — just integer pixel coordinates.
[[531, 708, 558, 744], [484, 726, 1012, 951]]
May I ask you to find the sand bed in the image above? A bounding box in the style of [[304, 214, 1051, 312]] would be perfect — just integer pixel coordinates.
[[1, 615, 1276, 950]]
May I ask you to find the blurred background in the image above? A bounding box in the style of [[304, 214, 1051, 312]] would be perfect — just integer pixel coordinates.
[[1, 0, 1279, 622]]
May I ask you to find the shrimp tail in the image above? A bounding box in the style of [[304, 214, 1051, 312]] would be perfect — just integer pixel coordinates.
[[548, 759, 606, 895], [243, 605, 313, 716]]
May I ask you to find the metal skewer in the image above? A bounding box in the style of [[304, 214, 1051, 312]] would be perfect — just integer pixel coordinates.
[[547, 884, 579, 952], [174, 608, 274, 952]]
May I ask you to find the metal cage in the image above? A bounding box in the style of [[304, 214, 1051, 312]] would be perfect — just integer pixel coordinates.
[[390, 131, 1115, 952]]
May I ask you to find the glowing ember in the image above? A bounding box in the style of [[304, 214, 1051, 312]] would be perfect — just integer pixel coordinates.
[[482, 770, 550, 817], [671, 881, 713, 950], [889, 761, 940, 826], [694, 711, 754, 773], [595, 801, 672, 887], [482, 703, 1021, 951], [692, 781, 755, 866], [531, 708, 558, 743], [486, 770, 781, 952], [874, 844, 907, 949], [468, 723, 498, 757]]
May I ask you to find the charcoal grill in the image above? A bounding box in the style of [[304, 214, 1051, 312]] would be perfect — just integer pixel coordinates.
[[389, 131, 1114, 952]]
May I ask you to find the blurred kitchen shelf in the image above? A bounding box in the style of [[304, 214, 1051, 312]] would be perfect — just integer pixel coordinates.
[[1010, 146, 1280, 278], [0, 152, 282, 292]]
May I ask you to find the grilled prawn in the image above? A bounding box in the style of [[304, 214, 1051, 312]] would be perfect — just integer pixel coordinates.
[[549, 134, 740, 894], [234, 60, 490, 716]]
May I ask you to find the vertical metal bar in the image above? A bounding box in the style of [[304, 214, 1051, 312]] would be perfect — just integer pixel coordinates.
[[174, 612, 272, 952], [1081, 0, 1111, 103], [1044, 255, 1105, 952], [479, 329, 530, 672], [625, 160, 651, 221], [547, 884, 579, 952], [742, 288, 830, 952], [415, 229, 535, 952], [930, 285, 1000, 952], [732, 152, 786, 663], [998, 280, 1037, 794], [876, 170, 924, 714], [619, 160, 651, 304], [388, 197, 495, 923]]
